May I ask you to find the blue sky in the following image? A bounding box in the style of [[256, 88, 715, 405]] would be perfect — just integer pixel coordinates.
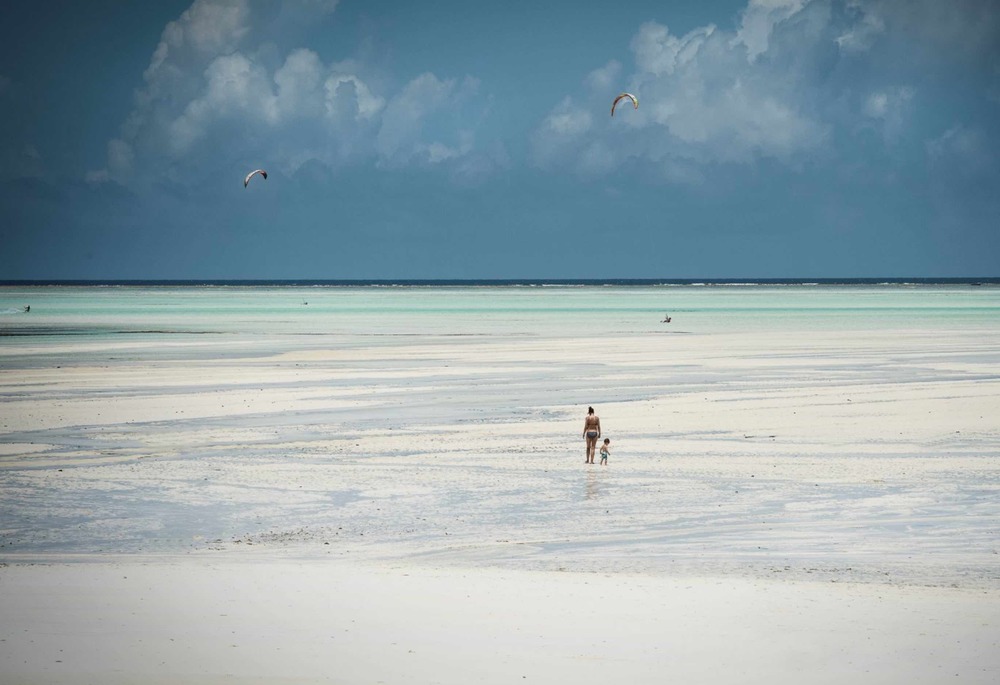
[[1, 0, 998, 279]]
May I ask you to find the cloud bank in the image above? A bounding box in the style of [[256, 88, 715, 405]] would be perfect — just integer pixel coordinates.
[[89, 0, 999, 192], [531, 0, 999, 182], [89, 0, 500, 186]]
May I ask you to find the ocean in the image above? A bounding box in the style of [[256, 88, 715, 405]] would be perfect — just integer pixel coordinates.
[[3, 281, 999, 345], [2, 281, 999, 586]]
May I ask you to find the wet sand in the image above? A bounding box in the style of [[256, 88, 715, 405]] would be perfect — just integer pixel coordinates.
[[2, 321, 999, 682]]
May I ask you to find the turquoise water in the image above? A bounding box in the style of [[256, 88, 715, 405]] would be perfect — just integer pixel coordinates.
[[1, 285, 999, 342], [3, 284, 999, 576]]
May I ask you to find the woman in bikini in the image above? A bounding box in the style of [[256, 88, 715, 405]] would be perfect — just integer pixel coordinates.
[[583, 406, 601, 464]]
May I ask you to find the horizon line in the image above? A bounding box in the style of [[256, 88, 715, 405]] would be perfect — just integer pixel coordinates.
[[3, 277, 998, 287]]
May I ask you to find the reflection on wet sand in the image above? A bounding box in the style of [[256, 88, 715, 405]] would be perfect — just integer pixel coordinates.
[[585, 469, 602, 500]]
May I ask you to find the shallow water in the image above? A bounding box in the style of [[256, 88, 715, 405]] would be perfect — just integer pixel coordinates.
[[2, 283, 998, 338], [1, 285, 999, 587]]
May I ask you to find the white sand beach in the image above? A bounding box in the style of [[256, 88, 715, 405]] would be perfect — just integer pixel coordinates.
[[2, 561, 996, 685], [2, 287, 999, 683]]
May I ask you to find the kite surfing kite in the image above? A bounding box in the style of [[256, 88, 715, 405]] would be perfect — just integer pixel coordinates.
[[611, 92, 638, 117], [244, 169, 268, 188]]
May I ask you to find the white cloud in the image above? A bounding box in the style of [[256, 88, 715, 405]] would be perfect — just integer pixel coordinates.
[[631, 22, 715, 75], [718, 80, 825, 157], [90, 0, 493, 184], [532, 0, 996, 180], [142, 0, 251, 107], [375, 73, 480, 166], [735, 0, 805, 62], [146, 0, 249, 76], [449, 142, 511, 184], [325, 72, 384, 121], [545, 99, 593, 137], [530, 98, 595, 170], [531, 11, 832, 178], [274, 49, 326, 120], [90, 0, 254, 181], [836, 1, 885, 53], [585, 61, 622, 91], [167, 53, 276, 155]]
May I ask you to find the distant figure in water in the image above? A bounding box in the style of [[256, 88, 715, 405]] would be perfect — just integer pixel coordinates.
[[583, 406, 601, 464], [600, 438, 611, 465], [661, 313, 671, 323], [23, 305, 29, 313]]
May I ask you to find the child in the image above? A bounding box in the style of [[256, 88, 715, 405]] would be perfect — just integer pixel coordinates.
[[599, 438, 610, 465]]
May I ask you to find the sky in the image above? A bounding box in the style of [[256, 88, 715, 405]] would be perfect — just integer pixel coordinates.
[[1, 0, 998, 280]]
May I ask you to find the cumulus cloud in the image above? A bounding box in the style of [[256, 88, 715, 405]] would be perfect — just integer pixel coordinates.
[[836, 0, 885, 53], [546, 99, 593, 137], [530, 98, 594, 170], [89, 0, 494, 185], [145, 0, 249, 78], [168, 53, 275, 155], [735, 0, 805, 62], [585, 61, 622, 92], [273, 49, 325, 121], [325, 72, 384, 121], [632, 21, 716, 75], [376, 73, 468, 165], [532, 6, 837, 178], [88, 0, 253, 182], [528, 0, 997, 180]]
